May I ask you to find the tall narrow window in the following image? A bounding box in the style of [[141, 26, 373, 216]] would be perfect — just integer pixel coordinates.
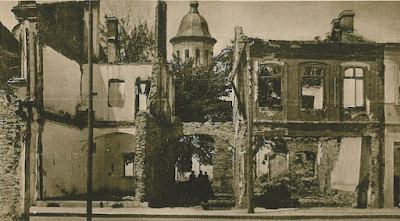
[[195, 49, 200, 66], [300, 65, 325, 110], [108, 79, 125, 107], [258, 64, 282, 107], [176, 50, 180, 60], [343, 67, 364, 109], [123, 152, 135, 177], [205, 50, 209, 66], [24, 28, 30, 79], [185, 49, 189, 61]]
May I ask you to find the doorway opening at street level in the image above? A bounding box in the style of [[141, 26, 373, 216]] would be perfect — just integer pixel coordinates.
[[174, 134, 215, 206]]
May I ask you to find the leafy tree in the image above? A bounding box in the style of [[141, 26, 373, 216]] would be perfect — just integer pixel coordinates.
[[169, 45, 233, 122], [0, 22, 20, 90], [99, 1, 156, 63], [176, 134, 215, 172]]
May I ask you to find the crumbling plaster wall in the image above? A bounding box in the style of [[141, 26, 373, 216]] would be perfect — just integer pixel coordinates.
[[42, 46, 81, 116], [42, 121, 86, 198], [0, 92, 26, 220]]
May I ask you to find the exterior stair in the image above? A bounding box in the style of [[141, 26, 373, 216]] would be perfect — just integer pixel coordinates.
[[201, 193, 235, 210]]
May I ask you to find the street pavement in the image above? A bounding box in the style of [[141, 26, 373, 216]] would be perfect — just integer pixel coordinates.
[[29, 206, 400, 220]]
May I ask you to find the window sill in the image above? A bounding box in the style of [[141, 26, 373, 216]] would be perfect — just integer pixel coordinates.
[[259, 106, 283, 110], [344, 107, 366, 114], [7, 78, 27, 86]]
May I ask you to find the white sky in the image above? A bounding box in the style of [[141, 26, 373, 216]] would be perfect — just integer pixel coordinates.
[[1, 0, 400, 60]]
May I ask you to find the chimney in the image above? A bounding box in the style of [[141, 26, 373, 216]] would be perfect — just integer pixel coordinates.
[[12, 1, 37, 22], [155, 0, 167, 60], [106, 16, 118, 63], [338, 10, 355, 33]]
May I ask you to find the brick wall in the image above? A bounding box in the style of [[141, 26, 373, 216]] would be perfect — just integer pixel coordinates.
[[0, 91, 26, 220]]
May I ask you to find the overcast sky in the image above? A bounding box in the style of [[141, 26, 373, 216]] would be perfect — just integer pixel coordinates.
[[1, 0, 400, 60]]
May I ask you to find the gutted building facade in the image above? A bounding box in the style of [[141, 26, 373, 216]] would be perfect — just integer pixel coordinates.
[[231, 11, 400, 208], [8, 0, 181, 209]]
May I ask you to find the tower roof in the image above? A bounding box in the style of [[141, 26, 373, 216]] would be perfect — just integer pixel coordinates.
[[170, 1, 216, 45]]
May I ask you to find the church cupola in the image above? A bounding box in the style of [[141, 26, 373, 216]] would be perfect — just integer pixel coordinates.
[[170, 1, 216, 66]]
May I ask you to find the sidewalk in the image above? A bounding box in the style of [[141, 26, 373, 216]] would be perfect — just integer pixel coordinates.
[[30, 206, 400, 219]]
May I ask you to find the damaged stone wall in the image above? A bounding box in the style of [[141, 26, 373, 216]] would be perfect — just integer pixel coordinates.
[[253, 132, 382, 208], [134, 111, 183, 207], [182, 122, 235, 195], [133, 112, 148, 204], [0, 92, 26, 220], [210, 138, 233, 195]]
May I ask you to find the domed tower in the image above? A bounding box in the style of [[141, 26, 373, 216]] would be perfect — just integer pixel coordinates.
[[170, 1, 216, 66]]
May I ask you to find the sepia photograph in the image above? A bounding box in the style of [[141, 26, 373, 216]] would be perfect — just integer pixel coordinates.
[[1, 0, 400, 220]]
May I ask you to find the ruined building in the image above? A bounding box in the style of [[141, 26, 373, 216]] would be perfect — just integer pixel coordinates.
[[7, 0, 182, 213], [231, 11, 400, 208], [169, 1, 235, 208]]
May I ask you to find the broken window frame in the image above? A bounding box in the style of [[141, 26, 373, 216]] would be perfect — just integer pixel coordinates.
[[123, 152, 135, 177], [293, 151, 317, 178], [343, 67, 365, 110], [300, 64, 325, 111], [257, 63, 283, 108]]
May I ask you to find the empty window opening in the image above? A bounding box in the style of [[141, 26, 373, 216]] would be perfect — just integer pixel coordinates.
[[205, 50, 209, 66], [108, 79, 125, 107], [185, 49, 189, 61], [176, 50, 180, 60], [293, 151, 316, 177], [195, 49, 200, 65], [123, 153, 135, 177], [343, 67, 364, 109], [24, 28, 30, 79], [301, 66, 324, 110], [258, 64, 282, 107]]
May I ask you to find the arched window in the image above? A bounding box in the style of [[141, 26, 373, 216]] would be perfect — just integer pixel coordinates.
[[195, 49, 200, 65], [185, 49, 189, 61], [205, 50, 209, 66]]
